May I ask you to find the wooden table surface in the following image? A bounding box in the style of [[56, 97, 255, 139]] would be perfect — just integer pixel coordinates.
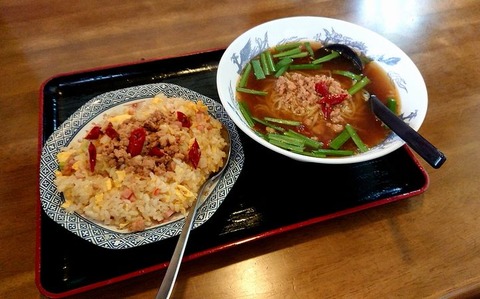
[[1, 0, 479, 298]]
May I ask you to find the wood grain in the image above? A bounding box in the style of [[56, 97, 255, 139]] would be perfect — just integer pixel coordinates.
[[1, 0, 480, 298]]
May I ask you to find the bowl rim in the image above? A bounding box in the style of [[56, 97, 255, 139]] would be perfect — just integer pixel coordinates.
[[216, 16, 428, 164]]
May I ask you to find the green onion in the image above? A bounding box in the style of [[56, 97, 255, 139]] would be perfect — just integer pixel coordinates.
[[267, 133, 305, 147], [273, 47, 302, 58], [236, 87, 268, 96], [387, 98, 397, 114], [254, 130, 267, 139], [296, 151, 327, 158], [238, 101, 254, 127], [333, 70, 363, 81], [274, 57, 293, 77], [265, 51, 276, 72], [329, 129, 351, 149], [251, 59, 265, 80], [260, 52, 270, 76], [252, 117, 285, 132], [274, 57, 294, 70], [238, 63, 252, 88], [275, 42, 302, 51], [312, 51, 340, 64], [348, 76, 370, 95], [284, 130, 323, 149], [285, 51, 309, 59], [274, 65, 289, 78], [345, 124, 368, 153], [289, 64, 321, 71], [312, 149, 354, 156], [269, 139, 305, 152], [264, 117, 301, 126], [304, 42, 314, 57]]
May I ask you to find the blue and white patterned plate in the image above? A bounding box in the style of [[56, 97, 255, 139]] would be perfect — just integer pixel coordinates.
[[217, 16, 428, 164], [39, 83, 244, 249]]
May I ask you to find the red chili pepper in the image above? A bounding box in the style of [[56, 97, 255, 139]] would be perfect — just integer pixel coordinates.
[[104, 122, 119, 139], [85, 126, 102, 140], [88, 142, 96, 172], [127, 127, 146, 157], [176, 111, 191, 128], [326, 93, 348, 105], [315, 82, 329, 97], [315, 82, 348, 119], [188, 139, 201, 168], [148, 146, 165, 158]]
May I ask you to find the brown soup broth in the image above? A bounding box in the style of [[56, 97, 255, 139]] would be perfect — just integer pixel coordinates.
[[237, 45, 400, 152]]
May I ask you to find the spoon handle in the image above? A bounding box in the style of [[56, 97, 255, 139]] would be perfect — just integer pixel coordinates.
[[369, 95, 446, 169], [156, 183, 207, 299]]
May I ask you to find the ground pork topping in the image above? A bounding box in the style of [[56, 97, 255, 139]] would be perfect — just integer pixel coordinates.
[[274, 72, 352, 133], [94, 110, 190, 177]]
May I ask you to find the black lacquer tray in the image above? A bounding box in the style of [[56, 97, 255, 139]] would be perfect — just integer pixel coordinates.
[[36, 49, 429, 298]]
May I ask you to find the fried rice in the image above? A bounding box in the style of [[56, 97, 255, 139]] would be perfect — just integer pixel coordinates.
[[54, 94, 227, 232]]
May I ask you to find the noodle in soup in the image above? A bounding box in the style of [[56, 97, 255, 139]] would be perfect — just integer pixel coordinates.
[[236, 41, 400, 157]]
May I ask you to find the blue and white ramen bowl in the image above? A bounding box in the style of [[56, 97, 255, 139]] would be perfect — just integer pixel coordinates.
[[216, 16, 428, 164]]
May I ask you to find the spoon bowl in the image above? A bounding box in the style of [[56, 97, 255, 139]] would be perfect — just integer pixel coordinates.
[[324, 43, 365, 72]]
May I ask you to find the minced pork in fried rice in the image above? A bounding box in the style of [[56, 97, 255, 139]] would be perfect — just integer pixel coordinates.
[[54, 94, 227, 232]]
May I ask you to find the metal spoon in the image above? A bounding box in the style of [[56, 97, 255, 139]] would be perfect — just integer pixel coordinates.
[[324, 44, 446, 168], [156, 124, 232, 299]]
